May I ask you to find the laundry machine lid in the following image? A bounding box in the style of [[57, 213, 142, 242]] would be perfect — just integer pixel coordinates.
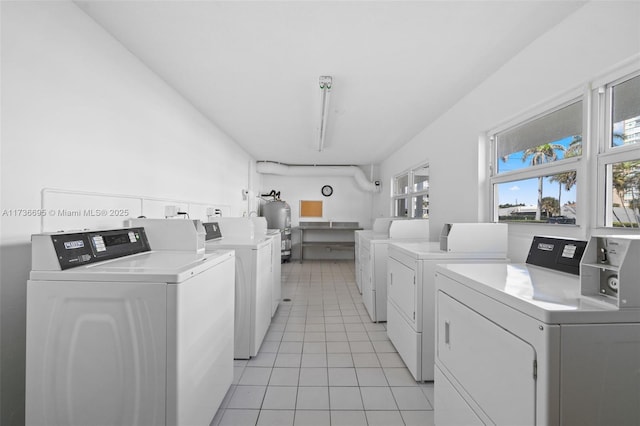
[[206, 237, 271, 249], [30, 250, 234, 283], [436, 263, 640, 324], [360, 232, 391, 244], [391, 240, 508, 259], [389, 241, 443, 258]]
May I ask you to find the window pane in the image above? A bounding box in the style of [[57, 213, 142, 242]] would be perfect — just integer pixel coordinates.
[[611, 75, 640, 148], [496, 172, 577, 223], [395, 198, 408, 217], [413, 165, 429, 191], [412, 195, 429, 218], [496, 101, 582, 173], [607, 159, 640, 227], [395, 175, 409, 195]]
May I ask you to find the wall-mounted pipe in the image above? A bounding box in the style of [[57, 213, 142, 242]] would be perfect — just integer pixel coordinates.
[[256, 162, 380, 193]]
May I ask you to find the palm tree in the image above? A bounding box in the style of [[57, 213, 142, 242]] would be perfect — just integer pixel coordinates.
[[541, 196, 560, 217], [549, 136, 581, 212], [613, 160, 640, 227], [613, 163, 632, 225], [522, 143, 566, 220], [565, 135, 583, 157], [549, 171, 577, 214]]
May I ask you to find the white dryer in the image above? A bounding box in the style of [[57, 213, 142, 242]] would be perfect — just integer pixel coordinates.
[[26, 227, 235, 426], [359, 219, 429, 322], [386, 223, 508, 381], [250, 216, 282, 317], [205, 218, 273, 359], [355, 218, 399, 294], [265, 228, 282, 316], [434, 236, 640, 426]]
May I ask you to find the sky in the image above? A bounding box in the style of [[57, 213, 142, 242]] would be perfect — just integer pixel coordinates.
[[496, 136, 578, 207], [497, 176, 577, 207]]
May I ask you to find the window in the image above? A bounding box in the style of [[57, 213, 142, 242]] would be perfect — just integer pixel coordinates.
[[411, 164, 429, 218], [413, 165, 429, 191], [392, 164, 429, 218], [490, 99, 582, 224], [495, 173, 577, 223], [599, 72, 640, 228], [394, 197, 409, 218], [395, 174, 409, 195], [611, 74, 640, 148], [486, 60, 640, 231]]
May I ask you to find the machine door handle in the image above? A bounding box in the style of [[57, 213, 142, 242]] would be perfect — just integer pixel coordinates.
[[444, 321, 450, 345]]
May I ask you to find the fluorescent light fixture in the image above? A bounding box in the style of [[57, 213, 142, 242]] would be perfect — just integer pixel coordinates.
[[318, 76, 332, 152]]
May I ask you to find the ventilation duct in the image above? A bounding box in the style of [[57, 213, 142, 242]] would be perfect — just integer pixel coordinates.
[[256, 162, 379, 193]]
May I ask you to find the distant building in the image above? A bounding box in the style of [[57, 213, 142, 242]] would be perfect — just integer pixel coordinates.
[[623, 116, 640, 146], [498, 203, 577, 223]]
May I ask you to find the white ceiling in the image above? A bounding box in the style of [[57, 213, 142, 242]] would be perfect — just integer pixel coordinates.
[[76, 1, 586, 166]]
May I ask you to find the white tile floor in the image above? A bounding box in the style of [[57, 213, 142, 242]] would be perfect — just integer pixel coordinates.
[[211, 260, 435, 426]]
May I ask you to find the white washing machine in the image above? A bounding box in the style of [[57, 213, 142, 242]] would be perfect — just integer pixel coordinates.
[[266, 228, 282, 316], [359, 219, 429, 322], [250, 216, 282, 317], [26, 227, 235, 426], [205, 218, 273, 359], [434, 236, 640, 426], [386, 223, 508, 381], [355, 218, 398, 294]]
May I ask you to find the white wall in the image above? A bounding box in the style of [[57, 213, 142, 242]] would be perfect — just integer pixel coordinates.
[[260, 172, 376, 259], [0, 2, 256, 423], [376, 1, 640, 261]]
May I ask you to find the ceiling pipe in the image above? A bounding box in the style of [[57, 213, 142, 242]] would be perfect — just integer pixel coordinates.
[[256, 161, 380, 193]]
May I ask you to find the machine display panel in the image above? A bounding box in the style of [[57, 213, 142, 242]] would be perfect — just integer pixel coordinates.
[[203, 222, 222, 241], [63, 240, 85, 250], [51, 228, 150, 270], [103, 232, 134, 247], [526, 236, 587, 275]]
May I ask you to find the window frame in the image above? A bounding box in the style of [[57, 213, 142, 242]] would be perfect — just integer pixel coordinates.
[[488, 87, 586, 226], [392, 162, 429, 218], [595, 68, 640, 228], [485, 57, 640, 233]]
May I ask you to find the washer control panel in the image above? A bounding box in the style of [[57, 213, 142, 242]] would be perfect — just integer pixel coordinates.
[[525, 236, 587, 275], [50, 227, 151, 269], [203, 222, 222, 241]]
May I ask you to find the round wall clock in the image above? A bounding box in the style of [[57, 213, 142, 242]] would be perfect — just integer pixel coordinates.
[[321, 185, 333, 197]]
